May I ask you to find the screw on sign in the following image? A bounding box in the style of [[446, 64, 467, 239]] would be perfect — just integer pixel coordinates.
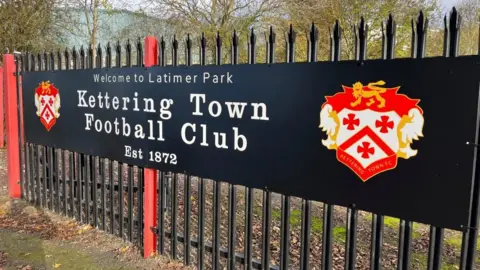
[[319, 80, 424, 182], [34, 81, 61, 131]]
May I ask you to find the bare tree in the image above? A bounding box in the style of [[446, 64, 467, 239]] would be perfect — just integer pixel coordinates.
[[147, 0, 283, 63], [143, 0, 443, 63], [457, 0, 479, 55], [0, 0, 66, 53], [59, 0, 116, 55], [280, 0, 442, 61]]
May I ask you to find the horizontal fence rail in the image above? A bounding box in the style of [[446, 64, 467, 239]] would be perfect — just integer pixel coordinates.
[[12, 7, 480, 270]]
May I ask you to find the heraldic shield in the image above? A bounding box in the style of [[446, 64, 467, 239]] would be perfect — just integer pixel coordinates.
[[319, 81, 424, 182], [34, 81, 61, 131]]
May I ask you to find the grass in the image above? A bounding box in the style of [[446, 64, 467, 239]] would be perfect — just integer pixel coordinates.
[[444, 231, 480, 252], [271, 209, 323, 234], [0, 230, 109, 270], [333, 226, 346, 243], [383, 216, 400, 228], [444, 234, 462, 249], [411, 253, 459, 270], [311, 215, 323, 234], [364, 216, 423, 239]]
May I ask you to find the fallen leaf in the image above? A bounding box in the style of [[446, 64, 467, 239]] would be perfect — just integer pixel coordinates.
[[53, 263, 61, 268]]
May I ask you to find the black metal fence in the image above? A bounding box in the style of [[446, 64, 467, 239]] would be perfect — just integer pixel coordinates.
[[18, 41, 146, 248], [22, 147, 144, 246], [17, 7, 480, 270]]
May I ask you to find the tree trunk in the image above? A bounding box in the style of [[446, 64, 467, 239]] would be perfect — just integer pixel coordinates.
[[90, 0, 100, 64]]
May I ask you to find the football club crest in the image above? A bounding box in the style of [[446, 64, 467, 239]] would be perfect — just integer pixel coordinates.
[[319, 81, 424, 182], [34, 81, 61, 131]]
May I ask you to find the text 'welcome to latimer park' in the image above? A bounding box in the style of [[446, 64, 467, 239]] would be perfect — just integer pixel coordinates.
[[75, 71, 270, 165]]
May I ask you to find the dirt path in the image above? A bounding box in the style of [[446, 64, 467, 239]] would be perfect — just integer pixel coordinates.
[[0, 149, 189, 270]]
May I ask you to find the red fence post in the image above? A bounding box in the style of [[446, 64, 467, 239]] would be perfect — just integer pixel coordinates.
[[143, 36, 159, 258], [4, 54, 20, 198], [0, 67, 4, 148]]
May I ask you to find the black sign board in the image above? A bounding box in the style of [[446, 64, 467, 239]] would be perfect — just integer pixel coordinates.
[[22, 56, 480, 230]]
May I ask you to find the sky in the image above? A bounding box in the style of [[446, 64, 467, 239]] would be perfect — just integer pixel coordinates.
[[440, 0, 461, 9]]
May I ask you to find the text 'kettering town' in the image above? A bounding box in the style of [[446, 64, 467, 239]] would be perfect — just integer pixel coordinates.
[[93, 72, 233, 84], [76, 89, 270, 154]]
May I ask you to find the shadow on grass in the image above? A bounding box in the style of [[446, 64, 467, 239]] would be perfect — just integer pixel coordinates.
[[0, 199, 48, 269]]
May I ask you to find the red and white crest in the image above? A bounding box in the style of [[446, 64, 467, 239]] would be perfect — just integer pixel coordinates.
[[319, 81, 424, 182], [34, 81, 61, 131]]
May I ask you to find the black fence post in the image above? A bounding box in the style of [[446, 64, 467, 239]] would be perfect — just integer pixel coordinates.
[[212, 31, 222, 270], [369, 13, 395, 270], [197, 33, 206, 270], [322, 20, 341, 270], [128, 165, 133, 241], [160, 36, 166, 67], [299, 23, 318, 270], [109, 157, 115, 234], [119, 162, 124, 239], [344, 17, 367, 270], [116, 41, 122, 67], [280, 24, 295, 270], [262, 26, 275, 270], [106, 42, 112, 68], [158, 171, 166, 255], [244, 28, 256, 270], [126, 40, 132, 67], [184, 33, 192, 266], [170, 35, 178, 261], [227, 30, 238, 270]]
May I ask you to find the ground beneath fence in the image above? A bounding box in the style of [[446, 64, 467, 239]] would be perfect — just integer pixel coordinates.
[[0, 145, 479, 270], [0, 149, 190, 270]]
